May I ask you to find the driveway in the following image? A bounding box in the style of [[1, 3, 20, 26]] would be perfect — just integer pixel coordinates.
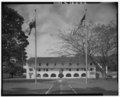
[[45, 79, 77, 94]]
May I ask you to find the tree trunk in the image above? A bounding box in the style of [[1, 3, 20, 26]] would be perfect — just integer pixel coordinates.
[[89, 55, 106, 79]]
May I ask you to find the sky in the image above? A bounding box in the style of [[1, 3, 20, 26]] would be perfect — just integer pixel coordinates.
[[7, 3, 117, 58]]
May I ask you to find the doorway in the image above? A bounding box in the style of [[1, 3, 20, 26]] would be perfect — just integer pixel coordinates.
[[58, 73, 64, 78]]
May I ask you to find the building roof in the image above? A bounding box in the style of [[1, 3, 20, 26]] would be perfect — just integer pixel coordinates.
[[27, 56, 92, 65]]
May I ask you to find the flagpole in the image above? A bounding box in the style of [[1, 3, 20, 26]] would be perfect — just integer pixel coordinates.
[[84, 3, 88, 84], [34, 9, 37, 86], [85, 24, 88, 84]]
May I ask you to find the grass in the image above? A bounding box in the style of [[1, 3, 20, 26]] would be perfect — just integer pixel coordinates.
[[2, 78, 118, 95], [2, 78, 55, 95], [67, 78, 118, 95]]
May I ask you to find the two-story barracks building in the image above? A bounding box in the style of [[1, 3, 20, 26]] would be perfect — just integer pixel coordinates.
[[23, 56, 102, 79]]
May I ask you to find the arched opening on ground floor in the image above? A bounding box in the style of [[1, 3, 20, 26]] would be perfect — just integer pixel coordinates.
[[74, 73, 79, 77], [81, 73, 86, 77], [43, 73, 49, 77], [96, 73, 100, 78], [58, 73, 64, 78], [37, 74, 41, 77], [51, 73, 56, 77], [66, 73, 71, 77], [29, 73, 33, 78]]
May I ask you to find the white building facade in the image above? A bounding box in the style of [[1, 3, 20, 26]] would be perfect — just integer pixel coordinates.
[[24, 57, 101, 79]]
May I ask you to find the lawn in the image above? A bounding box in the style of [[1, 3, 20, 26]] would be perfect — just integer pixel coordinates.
[[67, 78, 118, 95], [2, 79, 55, 95], [2, 78, 118, 95]]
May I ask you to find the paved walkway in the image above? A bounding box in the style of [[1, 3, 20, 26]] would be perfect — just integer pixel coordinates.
[[45, 79, 77, 94]]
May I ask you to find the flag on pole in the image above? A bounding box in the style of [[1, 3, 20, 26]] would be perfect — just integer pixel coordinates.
[[79, 13, 86, 26], [78, 8, 87, 28], [28, 19, 36, 35], [73, 8, 87, 35]]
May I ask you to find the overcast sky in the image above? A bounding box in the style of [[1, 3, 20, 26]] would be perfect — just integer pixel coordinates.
[[8, 3, 117, 58]]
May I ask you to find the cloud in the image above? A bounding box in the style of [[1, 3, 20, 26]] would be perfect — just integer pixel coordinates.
[[7, 3, 117, 58], [87, 3, 117, 24]]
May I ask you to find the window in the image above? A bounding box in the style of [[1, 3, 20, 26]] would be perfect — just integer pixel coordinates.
[[74, 73, 79, 77], [90, 68, 94, 71], [38, 69, 41, 71], [61, 69, 64, 71], [46, 63, 49, 66], [46, 69, 48, 71], [29, 68, 33, 71], [90, 63, 92, 65], [69, 68, 71, 71], [66, 73, 71, 77], [76, 68, 79, 71], [54, 63, 56, 66], [69, 63, 72, 65], [39, 63, 41, 66]]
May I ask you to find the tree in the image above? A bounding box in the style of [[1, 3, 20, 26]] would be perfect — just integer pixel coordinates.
[[56, 22, 117, 77], [57, 22, 98, 57], [93, 23, 117, 69], [2, 5, 29, 77]]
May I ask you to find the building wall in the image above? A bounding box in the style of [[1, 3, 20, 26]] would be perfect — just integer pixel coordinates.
[[24, 62, 97, 79]]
